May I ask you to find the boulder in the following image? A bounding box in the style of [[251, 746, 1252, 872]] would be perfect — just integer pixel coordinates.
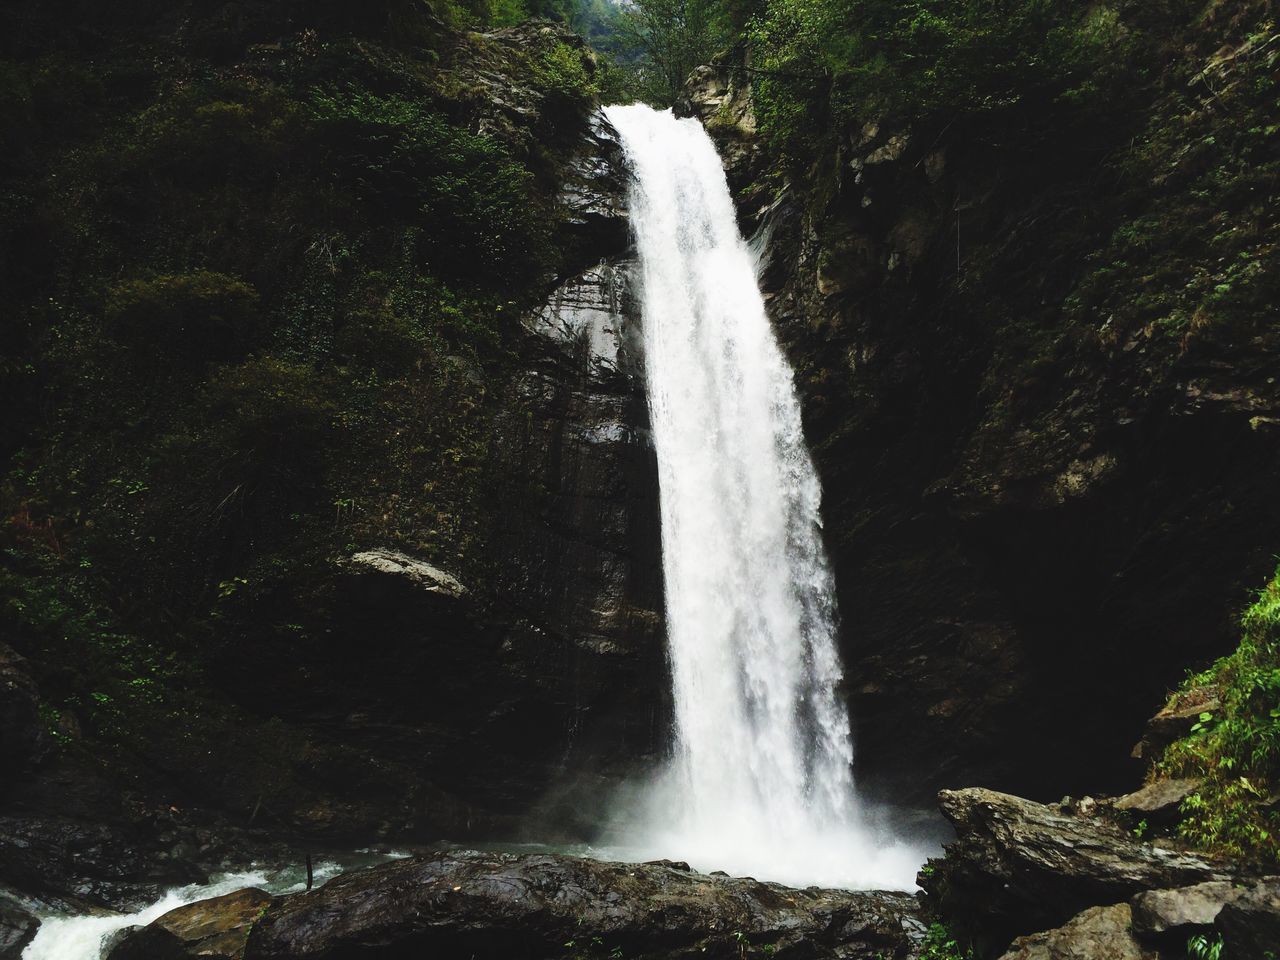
[[1113, 778, 1201, 824], [345, 550, 468, 599], [921, 788, 1231, 947], [997, 903, 1160, 960], [1129, 881, 1240, 938], [1217, 877, 1280, 960], [0, 899, 39, 960], [154, 887, 273, 958], [104, 924, 188, 960], [1131, 687, 1220, 762], [107, 887, 272, 959], [245, 851, 921, 960]]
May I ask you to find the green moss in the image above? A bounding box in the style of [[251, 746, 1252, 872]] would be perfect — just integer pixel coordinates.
[[1158, 565, 1280, 866]]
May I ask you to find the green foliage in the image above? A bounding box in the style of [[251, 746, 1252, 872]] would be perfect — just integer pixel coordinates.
[[115, 81, 305, 193], [308, 88, 549, 286], [534, 39, 601, 102], [105, 271, 260, 364], [1158, 565, 1280, 865], [0, 557, 181, 749], [569, 0, 634, 60], [1064, 23, 1280, 354], [1187, 933, 1225, 960], [616, 0, 730, 105], [749, 0, 1136, 157], [918, 922, 974, 960]]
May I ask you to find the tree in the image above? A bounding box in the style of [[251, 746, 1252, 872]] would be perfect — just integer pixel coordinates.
[[618, 0, 729, 106]]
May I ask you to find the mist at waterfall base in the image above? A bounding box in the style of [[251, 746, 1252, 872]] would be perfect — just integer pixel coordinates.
[[597, 103, 930, 892]]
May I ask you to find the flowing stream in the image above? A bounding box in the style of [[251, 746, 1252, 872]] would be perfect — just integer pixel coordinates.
[[19, 853, 403, 960], [602, 104, 922, 890]]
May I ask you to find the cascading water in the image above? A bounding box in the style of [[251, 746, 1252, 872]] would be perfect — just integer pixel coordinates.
[[603, 104, 922, 890]]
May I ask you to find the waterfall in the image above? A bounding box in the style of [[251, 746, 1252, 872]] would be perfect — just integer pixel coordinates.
[[603, 104, 920, 890]]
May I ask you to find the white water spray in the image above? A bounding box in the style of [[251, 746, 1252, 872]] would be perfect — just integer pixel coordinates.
[[603, 104, 921, 890], [19, 854, 400, 960], [22, 870, 276, 960]]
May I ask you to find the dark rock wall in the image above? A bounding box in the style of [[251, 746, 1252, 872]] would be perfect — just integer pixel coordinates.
[[182, 112, 665, 842], [683, 7, 1280, 805]]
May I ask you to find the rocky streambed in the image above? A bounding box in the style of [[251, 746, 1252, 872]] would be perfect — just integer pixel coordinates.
[[75, 852, 924, 960], [9, 782, 1267, 960], [5, 775, 1280, 960]]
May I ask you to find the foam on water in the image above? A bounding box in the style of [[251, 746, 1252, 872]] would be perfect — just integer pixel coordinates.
[[22, 860, 348, 960]]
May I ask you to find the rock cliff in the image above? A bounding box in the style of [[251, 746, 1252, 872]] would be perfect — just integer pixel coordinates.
[[682, 2, 1280, 806]]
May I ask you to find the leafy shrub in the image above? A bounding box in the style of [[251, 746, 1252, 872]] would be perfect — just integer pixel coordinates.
[[333, 304, 432, 375], [749, 0, 1136, 157], [123, 81, 302, 187], [195, 356, 338, 484], [307, 89, 550, 285], [105, 271, 260, 363], [1187, 933, 1225, 960], [533, 39, 600, 104], [918, 922, 974, 960], [1158, 565, 1280, 865]]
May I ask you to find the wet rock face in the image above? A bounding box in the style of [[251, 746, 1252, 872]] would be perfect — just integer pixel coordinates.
[[0, 899, 39, 960], [266, 114, 660, 841], [488, 247, 667, 828], [558, 111, 631, 266], [997, 903, 1159, 960], [245, 852, 923, 960]]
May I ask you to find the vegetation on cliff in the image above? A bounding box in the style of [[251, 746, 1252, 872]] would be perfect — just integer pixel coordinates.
[[748, 0, 1139, 158], [2, 0, 1278, 917], [1160, 565, 1280, 867], [0, 0, 606, 830]]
